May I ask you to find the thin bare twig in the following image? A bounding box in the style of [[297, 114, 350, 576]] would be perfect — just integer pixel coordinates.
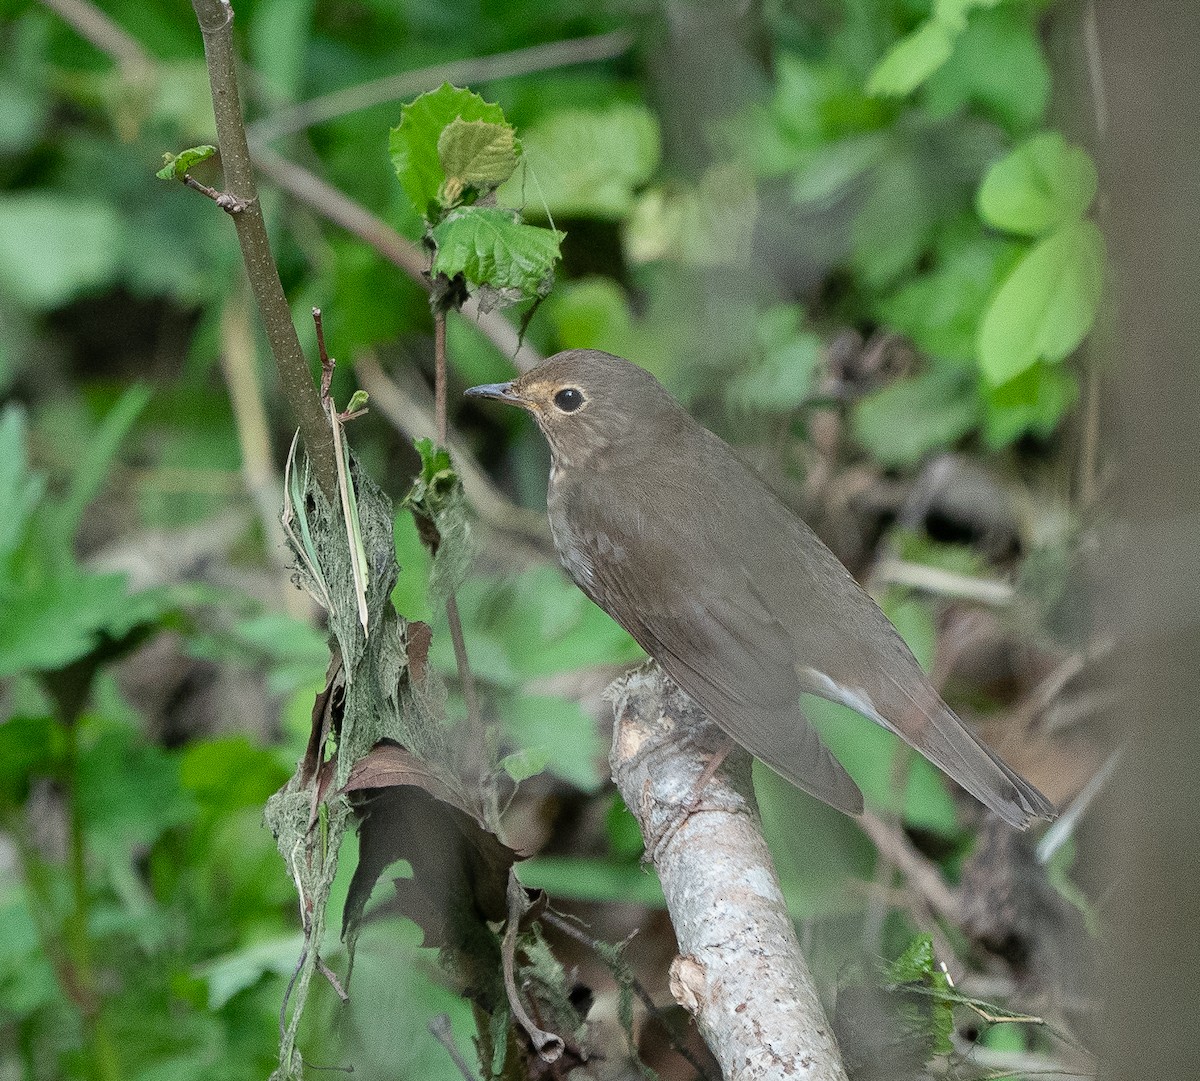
[[502, 873, 565, 1062], [429, 311, 486, 780], [541, 911, 713, 1081], [190, 0, 338, 498], [428, 1014, 479, 1081], [857, 811, 960, 923], [873, 559, 1015, 607], [38, 0, 152, 75], [249, 30, 634, 142], [435, 311, 449, 446]]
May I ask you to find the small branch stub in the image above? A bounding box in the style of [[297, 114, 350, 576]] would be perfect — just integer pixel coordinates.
[[607, 663, 850, 1081]]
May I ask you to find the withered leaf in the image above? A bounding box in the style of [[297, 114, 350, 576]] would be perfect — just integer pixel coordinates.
[[339, 741, 518, 968]]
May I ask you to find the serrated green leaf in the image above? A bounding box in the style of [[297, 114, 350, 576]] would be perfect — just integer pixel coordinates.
[[437, 118, 519, 197], [431, 207, 563, 299], [390, 84, 508, 219], [888, 933, 937, 983], [852, 366, 981, 467], [867, 20, 957, 97], [978, 219, 1104, 384], [886, 933, 954, 1055], [155, 144, 216, 181], [978, 132, 1098, 237]]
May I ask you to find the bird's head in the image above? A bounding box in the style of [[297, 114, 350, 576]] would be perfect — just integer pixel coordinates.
[[465, 349, 677, 468]]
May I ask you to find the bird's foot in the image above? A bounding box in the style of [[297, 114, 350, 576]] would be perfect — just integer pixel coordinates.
[[642, 739, 735, 864]]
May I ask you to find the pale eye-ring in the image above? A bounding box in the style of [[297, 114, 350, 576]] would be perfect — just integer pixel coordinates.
[[553, 387, 584, 413]]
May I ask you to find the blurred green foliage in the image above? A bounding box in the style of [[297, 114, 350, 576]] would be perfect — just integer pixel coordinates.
[[1, 0, 1098, 1075]]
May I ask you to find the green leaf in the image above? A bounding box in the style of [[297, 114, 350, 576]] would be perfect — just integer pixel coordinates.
[[77, 719, 195, 856], [499, 104, 659, 220], [851, 153, 937, 290], [499, 694, 606, 793], [0, 716, 63, 806], [390, 84, 508, 219], [886, 934, 955, 1055], [434, 566, 642, 687], [437, 118, 519, 200], [518, 857, 664, 907], [0, 406, 44, 567], [933, 0, 1001, 27], [978, 132, 1098, 237], [431, 207, 564, 300], [806, 697, 960, 834], [924, 9, 1049, 133], [877, 230, 1021, 362], [0, 194, 120, 309], [58, 383, 151, 540], [982, 361, 1078, 447], [155, 144, 216, 181], [852, 366, 981, 467], [0, 569, 134, 678], [867, 20, 957, 97], [977, 219, 1105, 384], [499, 748, 550, 785], [728, 306, 823, 411], [887, 933, 937, 984]]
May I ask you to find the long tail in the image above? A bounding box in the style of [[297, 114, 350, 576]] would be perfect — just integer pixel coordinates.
[[883, 678, 1056, 829]]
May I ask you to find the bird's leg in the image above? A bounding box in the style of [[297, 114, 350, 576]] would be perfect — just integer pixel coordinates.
[[643, 734, 738, 863]]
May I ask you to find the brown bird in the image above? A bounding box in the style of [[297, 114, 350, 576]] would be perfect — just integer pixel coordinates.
[[466, 349, 1055, 829]]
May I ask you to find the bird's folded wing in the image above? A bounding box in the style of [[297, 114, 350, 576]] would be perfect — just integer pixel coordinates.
[[597, 559, 864, 816]]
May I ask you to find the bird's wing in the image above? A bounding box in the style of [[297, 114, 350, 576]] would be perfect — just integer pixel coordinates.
[[733, 490, 1056, 828], [587, 521, 864, 816]]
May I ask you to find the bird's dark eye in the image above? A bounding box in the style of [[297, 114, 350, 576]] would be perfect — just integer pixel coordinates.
[[554, 387, 584, 413]]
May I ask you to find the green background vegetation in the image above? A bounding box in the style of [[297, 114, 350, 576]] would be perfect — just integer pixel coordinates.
[[1, 0, 1103, 1078]]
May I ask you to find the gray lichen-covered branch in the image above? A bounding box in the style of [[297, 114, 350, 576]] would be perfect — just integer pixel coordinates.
[[608, 663, 850, 1081]]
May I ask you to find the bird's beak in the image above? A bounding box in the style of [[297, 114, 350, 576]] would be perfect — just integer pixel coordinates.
[[464, 381, 529, 409]]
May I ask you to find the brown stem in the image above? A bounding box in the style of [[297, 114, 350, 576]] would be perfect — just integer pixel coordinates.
[[189, 0, 337, 499], [435, 309, 448, 444], [249, 30, 633, 142], [431, 310, 485, 774]]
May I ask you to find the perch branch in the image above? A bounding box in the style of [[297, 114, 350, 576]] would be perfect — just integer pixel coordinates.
[[607, 663, 849, 1081]]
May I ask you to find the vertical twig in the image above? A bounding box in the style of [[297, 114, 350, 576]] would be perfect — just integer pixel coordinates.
[[189, 0, 337, 499], [432, 309, 485, 772]]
